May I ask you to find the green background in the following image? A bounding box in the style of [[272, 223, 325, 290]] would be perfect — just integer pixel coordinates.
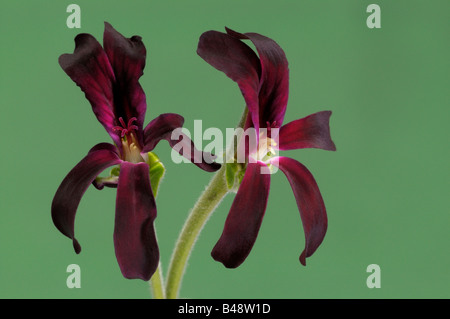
[[1, 0, 449, 299]]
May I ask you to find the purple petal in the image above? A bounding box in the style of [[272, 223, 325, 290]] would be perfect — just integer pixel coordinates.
[[103, 22, 147, 143], [226, 28, 289, 127], [51, 148, 122, 253], [278, 111, 336, 151], [88, 142, 119, 155], [170, 131, 222, 172], [197, 30, 262, 133], [269, 156, 328, 266], [92, 177, 118, 190], [142, 113, 185, 151], [114, 161, 159, 280], [59, 33, 120, 147], [211, 161, 270, 268], [88, 143, 120, 189], [142, 113, 221, 172]]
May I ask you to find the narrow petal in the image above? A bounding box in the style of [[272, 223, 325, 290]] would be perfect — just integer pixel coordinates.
[[88, 142, 119, 155], [269, 156, 328, 266], [142, 113, 185, 151], [92, 176, 118, 190], [51, 148, 122, 253], [114, 162, 159, 280], [59, 33, 120, 147], [212, 161, 270, 268], [103, 22, 147, 143], [89, 143, 120, 189], [142, 113, 221, 172], [226, 28, 289, 127], [197, 30, 262, 133], [278, 111, 336, 151]]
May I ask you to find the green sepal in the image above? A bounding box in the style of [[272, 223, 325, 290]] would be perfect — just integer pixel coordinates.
[[110, 166, 120, 177], [225, 162, 247, 192], [147, 151, 165, 197], [237, 166, 246, 185], [225, 163, 238, 190]]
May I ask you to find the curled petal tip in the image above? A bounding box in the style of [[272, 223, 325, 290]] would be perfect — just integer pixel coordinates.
[[73, 239, 81, 254], [299, 252, 306, 266], [211, 251, 240, 269]]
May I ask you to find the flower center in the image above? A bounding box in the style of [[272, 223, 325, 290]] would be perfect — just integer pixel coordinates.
[[114, 117, 144, 163], [255, 121, 279, 162]]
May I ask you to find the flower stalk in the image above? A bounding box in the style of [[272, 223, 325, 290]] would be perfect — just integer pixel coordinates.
[[165, 165, 229, 299], [164, 107, 248, 299], [150, 263, 165, 299]]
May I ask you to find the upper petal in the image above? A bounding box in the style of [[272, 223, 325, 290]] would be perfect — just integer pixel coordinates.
[[226, 28, 289, 128], [269, 156, 328, 266], [51, 146, 122, 253], [59, 33, 120, 147], [103, 22, 147, 143], [114, 161, 159, 280], [197, 30, 262, 133], [211, 161, 270, 268], [278, 111, 336, 151]]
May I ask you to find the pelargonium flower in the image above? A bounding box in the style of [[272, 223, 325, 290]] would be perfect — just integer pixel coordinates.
[[197, 28, 336, 268], [52, 22, 220, 280]]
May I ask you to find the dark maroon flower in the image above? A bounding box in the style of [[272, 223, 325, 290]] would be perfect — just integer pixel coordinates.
[[197, 28, 336, 268], [52, 22, 220, 280]]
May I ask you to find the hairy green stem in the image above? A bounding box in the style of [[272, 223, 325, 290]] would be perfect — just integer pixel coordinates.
[[164, 106, 249, 299], [165, 166, 229, 299]]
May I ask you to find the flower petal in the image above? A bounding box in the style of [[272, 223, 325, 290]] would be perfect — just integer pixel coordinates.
[[269, 156, 328, 266], [89, 143, 120, 189], [142, 113, 185, 151], [226, 28, 289, 127], [142, 113, 221, 172], [211, 161, 270, 268], [170, 131, 222, 172], [51, 147, 122, 254], [59, 33, 120, 147], [103, 22, 147, 143], [278, 111, 336, 151], [197, 30, 261, 133], [88, 142, 119, 155], [114, 161, 159, 280]]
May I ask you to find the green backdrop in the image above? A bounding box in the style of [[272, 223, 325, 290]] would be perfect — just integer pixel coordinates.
[[1, 0, 449, 299]]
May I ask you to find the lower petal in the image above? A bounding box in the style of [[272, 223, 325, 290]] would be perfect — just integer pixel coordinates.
[[270, 156, 328, 265], [211, 161, 270, 268], [51, 148, 122, 253], [114, 161, 159, 280]]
